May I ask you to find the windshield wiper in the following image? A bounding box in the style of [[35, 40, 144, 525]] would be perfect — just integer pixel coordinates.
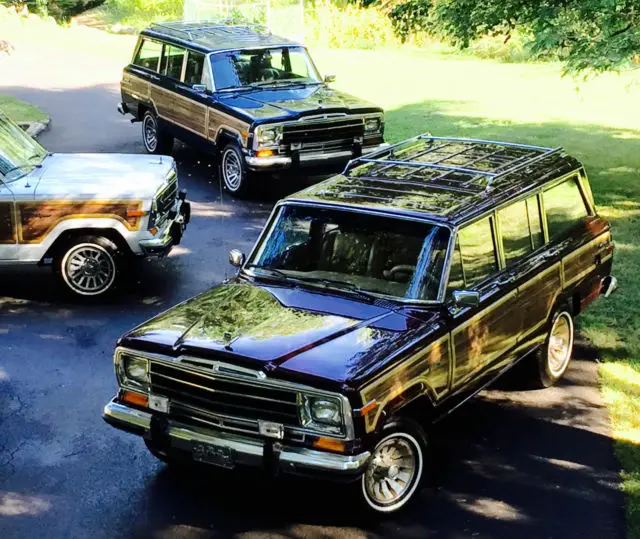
[[293, 276, 380, 302], [1, 162, 41, 178], [243, 264, 290, 282]]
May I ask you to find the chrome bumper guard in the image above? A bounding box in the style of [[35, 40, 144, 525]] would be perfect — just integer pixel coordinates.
[[139, 198, 190, 257], [103, 400, 370, 476], [602, 275, 618, 298], [245, 142, 390, 169]]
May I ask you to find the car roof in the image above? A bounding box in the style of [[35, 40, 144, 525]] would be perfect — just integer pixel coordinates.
[[141, 20, 301, 53], [286, 134, 582, 227]]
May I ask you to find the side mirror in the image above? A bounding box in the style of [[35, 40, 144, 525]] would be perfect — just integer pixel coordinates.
[[324, 74, 336, 83], [229, 249, 245, 268], [192, 84, 207, 93], [451, 290, 480, 309]]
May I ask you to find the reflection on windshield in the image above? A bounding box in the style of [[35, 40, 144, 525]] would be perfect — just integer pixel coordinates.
[[0, 114, 47, 181], [248, 205, 450, 301], [212, 46, 321, 91]]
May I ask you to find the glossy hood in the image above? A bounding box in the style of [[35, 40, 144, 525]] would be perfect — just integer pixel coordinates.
[[216, 84, 382, 123], [28, 153, 174, 199], [120, 282, 441, 387]]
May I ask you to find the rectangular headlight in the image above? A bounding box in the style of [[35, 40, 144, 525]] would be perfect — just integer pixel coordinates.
[[116, 351, 149, 390], [364, 117, 381, 133], [299, 394, 344, 436], [254, 125, 282, 148]]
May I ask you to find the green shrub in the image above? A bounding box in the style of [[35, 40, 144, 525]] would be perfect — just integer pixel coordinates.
[[2, 0, 106, 21], [305, 0, 399, 49]]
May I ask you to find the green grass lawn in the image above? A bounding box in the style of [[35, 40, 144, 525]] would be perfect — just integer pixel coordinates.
[[313, 48, 640, 535], [0, 94, 48, 123]]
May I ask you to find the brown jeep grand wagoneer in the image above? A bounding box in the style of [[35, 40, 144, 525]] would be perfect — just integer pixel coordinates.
[[104, 134, 616, 514]]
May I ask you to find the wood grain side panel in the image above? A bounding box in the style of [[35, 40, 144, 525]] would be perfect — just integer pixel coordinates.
[[18, 201, 142, 244], [122, 73, 150, 99], [150, 86, 207, 136], [0, 202, 15, 244], [207, 108, 250, 145], [563, 233, 609, 288], [360, 335, 450, 433]]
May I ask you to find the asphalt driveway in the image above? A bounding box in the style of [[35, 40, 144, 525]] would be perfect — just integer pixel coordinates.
[[0, 41, 625, 539]]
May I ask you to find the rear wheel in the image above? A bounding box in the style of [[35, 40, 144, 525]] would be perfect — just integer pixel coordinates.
[[57, 235, 121, 297], [360, 419, 427, 514], [533, 310, 575, 388], [142, 110, 174, 154]]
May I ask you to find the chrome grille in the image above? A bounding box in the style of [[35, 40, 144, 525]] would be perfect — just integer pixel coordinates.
[[155, 172, 178, 218], [282, 117, 364, 146], [149, 361, 300, 427], [298, 138, 354, 155]]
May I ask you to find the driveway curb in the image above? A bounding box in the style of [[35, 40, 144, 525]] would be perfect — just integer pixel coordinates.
[[18, 118, 50, 139]]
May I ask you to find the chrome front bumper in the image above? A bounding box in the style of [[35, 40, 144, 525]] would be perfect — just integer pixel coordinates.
[[103, 400, 370, 477], [245, 142, 390, 169], [139, 199, 191, 257]]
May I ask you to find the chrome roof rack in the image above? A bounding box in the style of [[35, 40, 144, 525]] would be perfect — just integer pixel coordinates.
[[345, 133, 562, 193], [149, 20, 272, 42]]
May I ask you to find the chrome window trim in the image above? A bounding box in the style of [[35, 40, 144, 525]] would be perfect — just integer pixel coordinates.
[[114, 346, 355, 440]]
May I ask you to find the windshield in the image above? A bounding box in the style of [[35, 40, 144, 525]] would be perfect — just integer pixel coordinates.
[[248, 205, 450, 301], [0, 114, 47, 182], [211, 46, 321, 91]]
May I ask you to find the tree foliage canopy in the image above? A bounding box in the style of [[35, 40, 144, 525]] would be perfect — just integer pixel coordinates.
[[3, 0, 106, 21], [431, 0, 640, 74]]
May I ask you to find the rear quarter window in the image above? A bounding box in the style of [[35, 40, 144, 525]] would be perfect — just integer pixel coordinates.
[[133, 39, 163, 71], [543, 177, 589, 240]]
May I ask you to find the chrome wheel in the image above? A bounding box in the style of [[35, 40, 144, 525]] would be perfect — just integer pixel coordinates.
[[222, 148, 243, 192], [362, 432, 423, 513], [547, 312, 574, 377], [143, 113, 158, 153], [61, 243, 116, 296]]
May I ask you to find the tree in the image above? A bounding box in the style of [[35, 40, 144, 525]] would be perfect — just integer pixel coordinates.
[[3, 0, 106, 22], [430, 0, 640, 75]]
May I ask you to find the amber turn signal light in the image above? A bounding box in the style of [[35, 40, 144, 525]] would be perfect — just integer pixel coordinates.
[[256, 149, 274, 158], [360, 400, 378, 416], [121, 391, 149, 408], [313, 437, 345, 453], [126, 209, 148, 218]]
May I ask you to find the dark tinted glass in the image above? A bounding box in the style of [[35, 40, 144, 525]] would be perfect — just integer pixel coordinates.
[[458, 217, 497, 286], [250, 206, 450, 300], [526, 196, 544, 249], [544, 178, 589, 240], [446, 238, 465, 298], [184, 50, 205, 85], [133, 39, 162, 71]]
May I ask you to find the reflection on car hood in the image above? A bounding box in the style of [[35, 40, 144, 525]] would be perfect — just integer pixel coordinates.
[[119, 282, 441, 386], [216, 85, 382, 122], [30, 153, 174, 199]]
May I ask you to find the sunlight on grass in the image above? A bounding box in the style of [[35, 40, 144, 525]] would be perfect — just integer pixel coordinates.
[[0, 95, 47, 122]]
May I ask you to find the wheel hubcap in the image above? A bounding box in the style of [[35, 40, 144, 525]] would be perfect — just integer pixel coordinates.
[[143, 116, 157, 151], [548, 314, 573, 376], [63, 244, 115, 295], [222, 150, 242, 191], [364, 435, 418, 509]]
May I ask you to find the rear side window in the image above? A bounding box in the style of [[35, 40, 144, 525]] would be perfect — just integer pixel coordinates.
[[543, 177, 589, 240], [133, 39, 162, 71], [457, 217, 497, 287], [184, 50, 205, 86], [161, 44, 186, 80], [499, 196, 544, 265]]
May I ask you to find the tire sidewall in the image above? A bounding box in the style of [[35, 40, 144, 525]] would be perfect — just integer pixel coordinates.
[[142, 111, 159, 154], [220, 143, 248, 196], [539, 309, 574, 386], [360, 419, 427, 514], [58, 236, 119, 297]]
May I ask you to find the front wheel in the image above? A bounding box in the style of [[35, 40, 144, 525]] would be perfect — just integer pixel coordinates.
[[360, 420, 427, 514], [220, 142, 252, 198], [57, 235, 121, 297]]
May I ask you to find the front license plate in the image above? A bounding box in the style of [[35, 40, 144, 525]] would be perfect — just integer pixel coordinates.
[[192, 442, 235, 469]]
